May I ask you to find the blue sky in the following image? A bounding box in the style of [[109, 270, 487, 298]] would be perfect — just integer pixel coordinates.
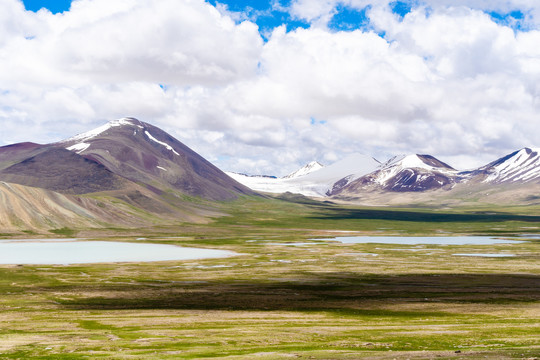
[[22, 0, 527, 34], [6, 0, 540, 175], [22, 0, 72, 13]]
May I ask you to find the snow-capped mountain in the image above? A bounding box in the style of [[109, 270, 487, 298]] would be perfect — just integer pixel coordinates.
[[0, 118, 261, 231], [5, 116, 540, 212], [282, 161, 324, 179], [471, 147, 540, 184], [58, 117, 253, 200], [374, 154, 458, 191], [330, 154, 459, 195], [230, 147, 540, 198], [227, 154, 380, 197], [0, 117, 252, 200]]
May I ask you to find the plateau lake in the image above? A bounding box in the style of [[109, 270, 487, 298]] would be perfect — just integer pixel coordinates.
[[314, 236, 524, 245], [0, 240, 236, 265]]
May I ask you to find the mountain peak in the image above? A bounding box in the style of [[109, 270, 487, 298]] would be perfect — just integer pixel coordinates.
[[56, 118, 253, 200], [108, 117, 144, 127], [61, 117, 146, 145], [481, 147, 540, 183], [282, 161, 324, 179], [381, 154, 455, 171], [328, 153, 459, 195]]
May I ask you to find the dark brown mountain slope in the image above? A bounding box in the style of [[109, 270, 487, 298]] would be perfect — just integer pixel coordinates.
[[58, 118, 253, 201], [0, 148, 127, 194], [0, 142, 45, 170]]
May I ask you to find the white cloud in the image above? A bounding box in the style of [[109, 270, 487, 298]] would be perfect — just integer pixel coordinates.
[[1, 0, 262, 87], [2, 0, 540, 176], [0, 0, 262, 141]]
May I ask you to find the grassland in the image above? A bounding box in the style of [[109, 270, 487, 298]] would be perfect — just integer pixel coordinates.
[[0, 196, 539, 359]]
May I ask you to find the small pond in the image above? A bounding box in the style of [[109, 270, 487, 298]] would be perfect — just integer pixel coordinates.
[[265, 242, 323, 246], [0, 240, 236, 265], [453, 253, 516, 257], [518, 234, 540, 239], [313, 236, 523, 245]]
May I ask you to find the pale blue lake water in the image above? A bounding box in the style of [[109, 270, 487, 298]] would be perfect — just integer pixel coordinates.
[[0, 240, 236, 265], [453, 253, 516, 257], [313, 236, 523, 245]]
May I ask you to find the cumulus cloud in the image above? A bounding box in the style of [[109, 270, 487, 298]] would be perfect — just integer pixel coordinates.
[[0, 0, 262, 141], [2, 0, 540, 176], [1, 0, 262, 86]]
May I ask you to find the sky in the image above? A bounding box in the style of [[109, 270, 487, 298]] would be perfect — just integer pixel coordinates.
[[2, 1, 540, 175]]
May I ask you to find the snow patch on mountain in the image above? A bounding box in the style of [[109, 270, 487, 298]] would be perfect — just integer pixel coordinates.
[[62, 117, 143, 144], [144, 131, 180, 156], [66, 142, 90, 154]]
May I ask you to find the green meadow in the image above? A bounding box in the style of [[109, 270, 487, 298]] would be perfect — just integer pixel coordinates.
[[0, 196, 539, 359]]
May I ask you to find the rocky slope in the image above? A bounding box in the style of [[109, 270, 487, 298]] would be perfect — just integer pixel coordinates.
[[330, 148, 540, 204], [0, 180, 215, 232], [330, 154, 460, 195], [464, 147, 540, 184], [0, 148, 127, 194], [0, 142, 44, 170], [0, 118, 253, 233], [58, 118, 253, 201]]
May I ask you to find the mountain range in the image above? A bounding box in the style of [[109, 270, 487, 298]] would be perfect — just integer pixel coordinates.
[[3, 118, 540, 232], [332, 148, 540, 196], [230, 147, 540, 203]]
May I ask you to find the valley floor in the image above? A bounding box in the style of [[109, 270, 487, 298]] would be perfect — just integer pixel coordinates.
[[0, 197, 539, 359]]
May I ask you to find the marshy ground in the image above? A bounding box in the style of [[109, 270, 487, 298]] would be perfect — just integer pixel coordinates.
[[0, 197, 539, 359]]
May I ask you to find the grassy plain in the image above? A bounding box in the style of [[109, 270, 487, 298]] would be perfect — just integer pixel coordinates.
[[0, 196, 539, 359]]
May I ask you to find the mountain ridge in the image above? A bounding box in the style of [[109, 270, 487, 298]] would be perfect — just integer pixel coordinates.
[[3, 118, 540, 234], [57, 117, 254, 201], [229, 148, 540, 199], [469, 147, 540, 184], [0, 118, 254, 233], [330, 154, 459, 195]]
